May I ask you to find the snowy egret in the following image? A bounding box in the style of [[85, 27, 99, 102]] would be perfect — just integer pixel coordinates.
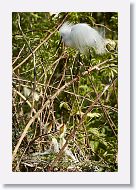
[[59, 22, 106, 55]]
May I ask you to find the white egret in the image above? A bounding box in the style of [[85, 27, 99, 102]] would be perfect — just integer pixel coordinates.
[[59, 22, 106, 55]]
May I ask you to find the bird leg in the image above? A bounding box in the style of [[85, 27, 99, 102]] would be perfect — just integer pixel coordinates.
[[74, 52, 82, 76], [56, 36, 62, 51], [88, 49, 92, 61], [78, 52, 84, 66]]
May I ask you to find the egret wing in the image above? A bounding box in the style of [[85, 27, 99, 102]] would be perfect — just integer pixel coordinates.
[[71, 24, 105, 54]]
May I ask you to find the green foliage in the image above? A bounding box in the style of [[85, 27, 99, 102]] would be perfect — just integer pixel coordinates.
[[12, 12, 118, 172]]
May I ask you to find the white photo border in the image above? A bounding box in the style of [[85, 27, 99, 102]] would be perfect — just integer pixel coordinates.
[[0, 0, 130, 184]]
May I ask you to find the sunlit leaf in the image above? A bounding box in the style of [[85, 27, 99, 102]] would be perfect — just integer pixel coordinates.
[[90, 141, 99, 152], [87, 112, 101, 118], [59, 101, 71, 111]]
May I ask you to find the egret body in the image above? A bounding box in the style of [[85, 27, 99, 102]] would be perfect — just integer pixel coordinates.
[[59, 22, 106, 55]]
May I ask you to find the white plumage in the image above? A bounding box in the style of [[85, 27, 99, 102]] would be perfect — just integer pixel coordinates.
[[59, 22, 106, 54]]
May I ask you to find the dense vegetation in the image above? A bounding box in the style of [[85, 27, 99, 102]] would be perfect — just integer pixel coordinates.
[[12, 12, 118, 172]]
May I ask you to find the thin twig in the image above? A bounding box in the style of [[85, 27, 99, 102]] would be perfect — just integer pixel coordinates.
[[12, 59, 114, 162], [48, 78, 117, 171], [89, 77, 117, 137], [12, 44, 26, 65], [13, 14, 69, 71]]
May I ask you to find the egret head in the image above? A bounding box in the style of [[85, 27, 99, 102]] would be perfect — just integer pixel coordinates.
[[59, 22, 74, 47]]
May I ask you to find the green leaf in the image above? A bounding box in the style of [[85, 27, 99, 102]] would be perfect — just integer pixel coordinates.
[[90, 141, 99, 152], [87, 112, 101, 118], [76, 111, 84, 117], [59, 101, 71, 111]]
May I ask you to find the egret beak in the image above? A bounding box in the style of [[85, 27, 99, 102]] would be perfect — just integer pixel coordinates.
[[56, 36, 62, 51]]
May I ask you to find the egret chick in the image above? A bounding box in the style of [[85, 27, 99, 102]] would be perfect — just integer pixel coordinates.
[[59, 22, 106, 55]]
